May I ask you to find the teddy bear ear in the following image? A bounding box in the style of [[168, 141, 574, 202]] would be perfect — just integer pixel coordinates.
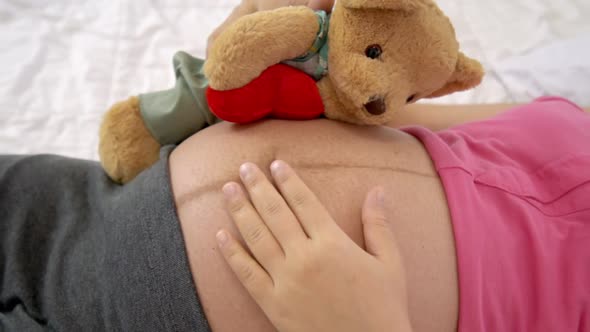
[[338, 0, 421, 11], [426, 52, 485, 98]]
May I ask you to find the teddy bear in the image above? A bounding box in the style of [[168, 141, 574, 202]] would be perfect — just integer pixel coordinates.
[[99, 0, 484, 184]]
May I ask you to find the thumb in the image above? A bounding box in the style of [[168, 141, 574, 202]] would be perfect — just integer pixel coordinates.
[[307, 0, 335, 12], [361, 187, 400, 261]]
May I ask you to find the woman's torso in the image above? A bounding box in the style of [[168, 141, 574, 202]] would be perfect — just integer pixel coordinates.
[[169, 119, 459, 332], [406, 98, 590, 331]]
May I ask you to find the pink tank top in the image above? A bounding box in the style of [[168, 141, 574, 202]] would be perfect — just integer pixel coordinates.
[[403, 97, 590, 331]]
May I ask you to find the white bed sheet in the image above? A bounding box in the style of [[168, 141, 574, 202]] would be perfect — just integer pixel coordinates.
[[1, 0, 589, 160]]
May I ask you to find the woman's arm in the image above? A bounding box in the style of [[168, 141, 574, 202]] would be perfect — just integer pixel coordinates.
[[389, 103, 590, 131], [387, 103, 515, 131]]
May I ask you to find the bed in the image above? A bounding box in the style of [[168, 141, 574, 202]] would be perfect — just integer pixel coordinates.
[[1, 0, 589, 160]]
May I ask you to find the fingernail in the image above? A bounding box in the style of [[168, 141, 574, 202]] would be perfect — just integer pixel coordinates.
[[216, 230, 229, 246], [240, 163, 255, 183], [270, 160, 287, 181], [222, 183, 238, 199]]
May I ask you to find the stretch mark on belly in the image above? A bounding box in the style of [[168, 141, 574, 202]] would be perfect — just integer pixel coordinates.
[[175, 162, 435, 209]]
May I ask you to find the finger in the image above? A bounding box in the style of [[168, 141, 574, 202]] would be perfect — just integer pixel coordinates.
[[361, 187, 401, 262], [270, 160, 338, 237], [223, 182, 284, 272], [216, 229, 273, 300], [308, 0, 335, 12], [239, 163, 308, 250]]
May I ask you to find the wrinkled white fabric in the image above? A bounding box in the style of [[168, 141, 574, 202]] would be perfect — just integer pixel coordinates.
[[0, 0, 588, 159]]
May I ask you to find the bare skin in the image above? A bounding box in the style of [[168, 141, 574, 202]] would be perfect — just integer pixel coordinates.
[[217, 162, 412, 332], [392, 104, 590, 130], [171, 119, 459, 332], [170, 103, 587, 331]]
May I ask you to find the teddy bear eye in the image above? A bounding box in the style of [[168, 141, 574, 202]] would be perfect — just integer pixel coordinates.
[[406, 94, 417, 103], [365, 44, 383, 59]]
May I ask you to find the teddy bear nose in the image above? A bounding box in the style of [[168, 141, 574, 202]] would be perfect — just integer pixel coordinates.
[[363, 97, 387, 116]]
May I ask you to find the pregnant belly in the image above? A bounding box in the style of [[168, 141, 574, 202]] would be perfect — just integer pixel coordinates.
[[169, 119, 458, 332]]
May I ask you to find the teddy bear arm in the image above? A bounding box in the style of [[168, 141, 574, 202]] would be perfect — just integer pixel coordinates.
[[205, 6, 319, 91]]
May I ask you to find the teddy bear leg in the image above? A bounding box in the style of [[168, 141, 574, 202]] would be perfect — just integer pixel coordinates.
[[99, 96, 161, 184]]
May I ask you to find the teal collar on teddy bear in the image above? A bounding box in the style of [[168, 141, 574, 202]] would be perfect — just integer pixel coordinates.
[[283, 10, 330, 81]]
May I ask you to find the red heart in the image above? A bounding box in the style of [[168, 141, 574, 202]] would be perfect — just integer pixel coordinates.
[[206, 64, 325, 124]]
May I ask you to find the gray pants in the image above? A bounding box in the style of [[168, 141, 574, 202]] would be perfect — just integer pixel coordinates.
[[0, 147, 210, 331]]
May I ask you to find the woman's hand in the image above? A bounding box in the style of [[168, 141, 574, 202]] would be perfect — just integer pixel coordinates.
[[216, 160, 412, 332], [207, 0, 334, 55]]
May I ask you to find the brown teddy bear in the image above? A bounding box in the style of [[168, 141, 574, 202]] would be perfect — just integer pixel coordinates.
[[99, 0, 484, 184]]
